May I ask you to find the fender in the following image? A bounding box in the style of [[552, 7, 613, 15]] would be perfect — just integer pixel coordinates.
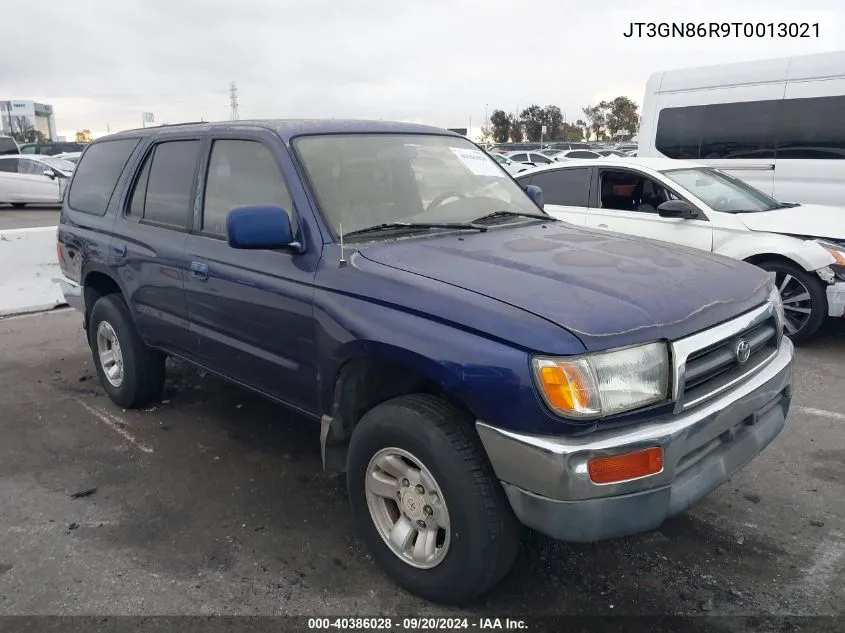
[[715, 232, 835, 272]]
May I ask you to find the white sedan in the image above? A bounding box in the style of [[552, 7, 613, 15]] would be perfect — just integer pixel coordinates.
[[0, 155, 75, 207], [489, 152, 530, 175], [516, 157, 845, 342]]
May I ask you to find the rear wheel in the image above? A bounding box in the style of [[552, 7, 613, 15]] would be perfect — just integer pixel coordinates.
[[88, 294, 165, 408], [758, 260, 826, 344], [346, 394, 520, 604]]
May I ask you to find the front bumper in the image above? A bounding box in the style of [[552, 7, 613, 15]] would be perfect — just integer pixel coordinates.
[[55, 275, 85, 313], [826, 281, 845, 317], [476, 337, 794, 542]]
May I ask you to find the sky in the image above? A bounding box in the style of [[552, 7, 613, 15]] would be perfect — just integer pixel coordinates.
[[2, 0, 843, 140]]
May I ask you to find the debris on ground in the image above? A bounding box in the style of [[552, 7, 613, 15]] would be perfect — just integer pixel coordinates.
[[809, 519, 825, 527], [70, 487, 97, 499]]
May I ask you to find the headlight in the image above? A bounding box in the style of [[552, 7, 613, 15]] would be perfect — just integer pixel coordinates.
[[769, 285, 785, 336], [817, 240, 845, 280], [532, 342, 669, 419]]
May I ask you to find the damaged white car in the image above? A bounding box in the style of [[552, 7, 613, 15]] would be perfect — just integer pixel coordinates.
[[516, 158, 845, 343]]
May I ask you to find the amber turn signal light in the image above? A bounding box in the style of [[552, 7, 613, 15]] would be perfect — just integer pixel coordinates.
[[587, 447, 663, 484]]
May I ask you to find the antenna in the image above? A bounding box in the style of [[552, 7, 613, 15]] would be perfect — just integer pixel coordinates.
[[338, 222, 347, 267], [229, 81, 240, 120]]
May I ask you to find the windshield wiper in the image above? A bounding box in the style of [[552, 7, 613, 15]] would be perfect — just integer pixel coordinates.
[[472, 210, 557, 224], [343, 221, 488, 238], [765, 202, 801, 210]]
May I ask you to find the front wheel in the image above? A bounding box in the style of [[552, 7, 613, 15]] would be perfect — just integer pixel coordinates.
[[758, 260, 827, 344], [346, 394, 520, 604]]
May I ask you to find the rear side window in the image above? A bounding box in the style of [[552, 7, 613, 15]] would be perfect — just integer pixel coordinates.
[[509, 153, 528, 161], [655, 106, 704, 159], [202, 140, 293, 238], [777, 95, 845, 160], [129, 140, 200, 229], [68, 139, 140, 215], [567, 151, 598, 158], [527, 168, 591, 207], [0, 158, 17, 172], [700, 101, 778, 159]]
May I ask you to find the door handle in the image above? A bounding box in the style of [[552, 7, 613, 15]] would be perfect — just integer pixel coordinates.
[[112, 243, 126, 257], [190, 261, 209, 281]]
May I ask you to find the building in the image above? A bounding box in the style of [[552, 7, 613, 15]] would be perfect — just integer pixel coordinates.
[[0, 100, 57, 142]]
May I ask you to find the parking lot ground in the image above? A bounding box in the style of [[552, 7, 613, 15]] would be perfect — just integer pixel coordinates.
[[0, 309, 842, 620], [0, 205, 60, 230]]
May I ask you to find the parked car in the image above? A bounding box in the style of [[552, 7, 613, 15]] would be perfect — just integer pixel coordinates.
[[596, 149, 630, 157], [0, 154, 75, 207], [501, 150, 554, 167], [516, 157, 845, 342], [18, 141, 86, 156], [57, 120, 793, 604], [553, 149, 602, 161], [0, 135, 20, 155], [489, 151, 530, 174]]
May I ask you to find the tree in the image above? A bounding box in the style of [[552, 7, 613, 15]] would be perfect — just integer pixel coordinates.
[[519, 104, 544, 142], [581, 104, 607, 141], [478, 124, 493, 143], [489, 109, 510, 144], [604, 96, 639, 139], [75, 129, 93, 143], [575, 118, 589, 141], [9, 117, 45, 144], [542, 105, 564, 141], [507, 114, 523, 142]]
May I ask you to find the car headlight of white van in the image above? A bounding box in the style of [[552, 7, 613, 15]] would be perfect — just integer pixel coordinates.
[[532, 342, 669, 419]]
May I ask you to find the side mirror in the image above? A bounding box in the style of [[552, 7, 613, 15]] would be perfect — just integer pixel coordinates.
[[657, 200, 697, 219], [42, 170, 56, 179], [227, 205, 299, 250], [524, 184, 544, 209]]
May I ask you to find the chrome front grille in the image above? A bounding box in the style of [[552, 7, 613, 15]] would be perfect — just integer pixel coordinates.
[[671, 302, 780, 411]]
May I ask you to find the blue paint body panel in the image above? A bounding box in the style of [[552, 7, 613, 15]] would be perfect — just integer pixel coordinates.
[[56, 119, 771, 437]]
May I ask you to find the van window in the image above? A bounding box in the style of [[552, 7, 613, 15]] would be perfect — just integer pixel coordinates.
[[0, 137, 19, 155], [700, 101, 778, 159], [141, 140, 201, 229], [525, 168, 591, 207], [202, 140, 293, 238], [67, 138, 140, 215], [655, 106, 704, 159], [777, 95, 845, 160]]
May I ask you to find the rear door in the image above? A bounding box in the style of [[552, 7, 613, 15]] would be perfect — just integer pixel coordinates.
[[183, 132, 321, 413], [0, 157, 21, 201], [111, 137, 200, 354], [519, 166, 592, 224]]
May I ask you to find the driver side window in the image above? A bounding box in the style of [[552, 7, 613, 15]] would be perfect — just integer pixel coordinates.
[[598, 170, 674, 213]]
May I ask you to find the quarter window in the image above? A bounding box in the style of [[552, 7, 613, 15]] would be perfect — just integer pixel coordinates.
[[68, 138, 140, 215], [202, 140, 293, 238]]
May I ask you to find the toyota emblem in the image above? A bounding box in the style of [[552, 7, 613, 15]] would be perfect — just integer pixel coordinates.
[[735, 339, 751, 364]]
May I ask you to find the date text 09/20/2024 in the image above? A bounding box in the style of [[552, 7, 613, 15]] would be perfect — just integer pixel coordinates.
[[307, 617, 528, 630]]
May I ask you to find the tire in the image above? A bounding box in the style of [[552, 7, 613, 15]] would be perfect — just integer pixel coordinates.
[[758, 260, 826, 344], [346, 394, 520, 604], [87, 294, 165, 408]]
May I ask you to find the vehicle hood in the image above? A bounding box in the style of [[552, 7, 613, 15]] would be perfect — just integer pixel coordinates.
[[357, 223, 771, 351], [737, 203, 845, 240]]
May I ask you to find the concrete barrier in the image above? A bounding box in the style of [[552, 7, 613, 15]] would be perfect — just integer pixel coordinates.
[[0, 226, 66, 317]]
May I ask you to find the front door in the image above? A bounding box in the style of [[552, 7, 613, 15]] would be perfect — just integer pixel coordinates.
[[585, 168, 713, 252], [183, 134, 322, 415]]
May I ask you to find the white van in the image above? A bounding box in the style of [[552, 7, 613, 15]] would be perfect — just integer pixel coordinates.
[[639, 50, 845, 207]]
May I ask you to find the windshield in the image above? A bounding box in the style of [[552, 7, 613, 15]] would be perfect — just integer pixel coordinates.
[[294, 134, 545, 236], [661, 167, 781, 213], [41, 156, 75, 172]]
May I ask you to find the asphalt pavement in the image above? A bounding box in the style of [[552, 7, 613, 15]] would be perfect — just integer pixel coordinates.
[[0, 309, 842, 621], [0, 205, 60, 230]]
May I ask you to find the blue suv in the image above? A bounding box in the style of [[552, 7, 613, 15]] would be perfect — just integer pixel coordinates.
[[57, 120, 794, 603]]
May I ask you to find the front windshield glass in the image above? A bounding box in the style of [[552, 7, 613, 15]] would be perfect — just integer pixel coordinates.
[[294, 134, 545, 236], [41, 156, 75, 172], [662, 167, 780, 212]]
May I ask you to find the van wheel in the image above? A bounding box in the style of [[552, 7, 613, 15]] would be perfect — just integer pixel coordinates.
[[88, 294, 165, 408], [758, 260, 826, 344], [346, 394, 519, 604]]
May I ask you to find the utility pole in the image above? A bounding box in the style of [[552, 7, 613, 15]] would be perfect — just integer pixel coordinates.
[[229, 81, 240, 120]]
